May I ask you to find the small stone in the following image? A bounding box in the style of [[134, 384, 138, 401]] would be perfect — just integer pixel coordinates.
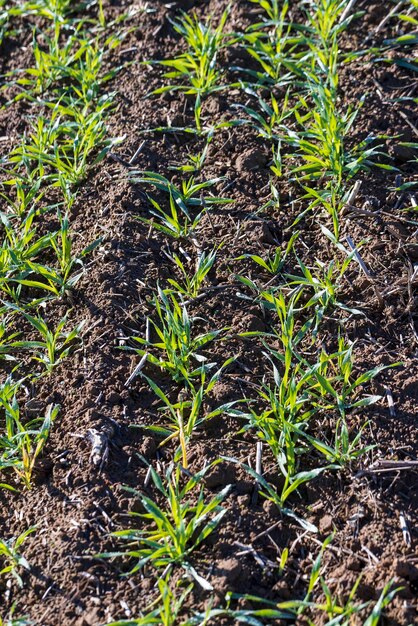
[[216, 558, 242, 583], [140, 436, 156, 458], [396, 561, 418, 582], [262, 499, 280, 519], [347, 557, 362, 572], [319, 514, 334, 534], [243, 314, 265, 332], [235, 148, 268, 172], [243, 220, 276, 245], [235, 480, 253, 495], [236, 494, 250, 508], [273, 579, 292, 599], [130, 497, 146, 515], [204, 463, 235, 488], [357, 583, 376, 601], [107, 391, 122, 405], [392, 144, 415, 163]]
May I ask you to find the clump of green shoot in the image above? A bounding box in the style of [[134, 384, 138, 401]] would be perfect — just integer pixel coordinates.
[[130, 171, 232, 238], [0, 527, 36, 587], [150, 7, 231, 130], [242, 0, 309, 86], [99, 463, 230, 575], [140, 359, 236, 468], [166, 248, 217, 299], [127, 288, 225, 385], [105, 577, 193, 626], [0, 378, 59, 488], [17, 310, 84, 373]]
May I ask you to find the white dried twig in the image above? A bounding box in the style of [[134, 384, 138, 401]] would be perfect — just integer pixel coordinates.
[[399, 512, 411, 546], [125, 352, 148, 387]]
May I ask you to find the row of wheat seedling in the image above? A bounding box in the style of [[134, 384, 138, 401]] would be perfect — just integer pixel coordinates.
[[100, 1, 405, 623], [0, 0, 125, 489], [0, 2, 130, 620]]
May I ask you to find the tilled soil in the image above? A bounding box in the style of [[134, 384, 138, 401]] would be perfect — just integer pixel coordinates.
[[0, 1, 417, 625]]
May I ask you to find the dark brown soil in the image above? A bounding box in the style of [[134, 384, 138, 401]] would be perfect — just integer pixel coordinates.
[[0, 1, 417, 625]]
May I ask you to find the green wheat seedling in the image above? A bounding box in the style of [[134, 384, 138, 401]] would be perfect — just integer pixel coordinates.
[[284, 253, 360, 330], [239, 355, 320, 478], [363, 582, 402, 626], [398, 0, 418, 27], [249, 0, 282, 22], [129, 172, 232, 211], [100, 463, 230, 575], [188, 541, 399, 625], [241, 1, 309, 86], [304, 0, 362, 72], [4, 305, 84, 372], [297, 341, 397, 466], [169, 128, 215, 173], [137, 192, 204, 239], [0, 0, 6, 36], [0, 605, 32, 626], [166, 248, 217, 299], [190, 597, 299, 626], [150, 7, 231, 130], [299, 183, 345, 240], [0, 212, 56, 303], [0, 176, 45, 220], [307, 0, 358, 41], [105, 576, 193, 626], [106, 537, 400, 625], [19, 311, 84, 373], [130, 171, 232, 238], [0, 527, 36, 588], [50, 213, 101, 291], [258, 286, 313, 349], [287, 79, 374, 184], [0, 378, 59, 488], [12, 30, 86, 97], [310, 574, 367, 623], [11, 30, 120, 103], [238, 291, 334, 514], [21, 0, 73, 24], [127, 288, 226, 385], [0, 208, 91, 304], [301, 415, 373, 468], [237, 286, 377, 510], [301, 536, 401, 625], [385, 0, 418, 49], [311, 338, 391, 418], [233, 88, 295, 141], [235, 232, 298, 275], [7, 102, 115, 201], [0, 0, 13, 47], [141, 361, 237, 468], [0, 317, 27, 362]]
